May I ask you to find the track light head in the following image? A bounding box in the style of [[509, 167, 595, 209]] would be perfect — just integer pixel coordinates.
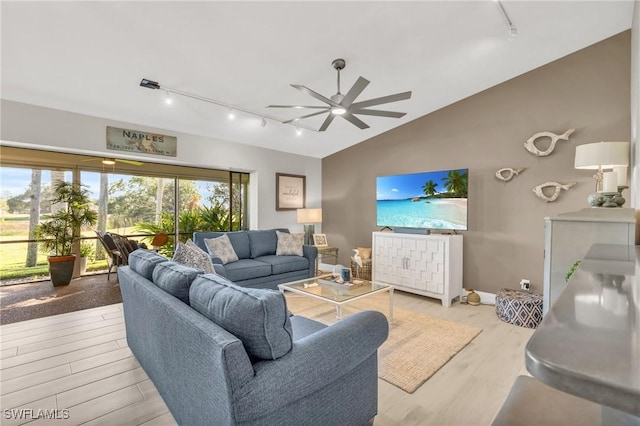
[[140, 79, 160, 90], [164, 90, 173, 105], [296, 127, 302, 136], [228, 109, 235, 120], [261, 118, 267, 127]]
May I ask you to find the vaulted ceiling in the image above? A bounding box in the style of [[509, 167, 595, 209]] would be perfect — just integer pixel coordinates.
[[1, 1, 634, 158]]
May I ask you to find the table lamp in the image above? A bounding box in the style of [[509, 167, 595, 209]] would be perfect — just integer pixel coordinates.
[[574, 141, 629, 207], [297, 208, 322, 245]]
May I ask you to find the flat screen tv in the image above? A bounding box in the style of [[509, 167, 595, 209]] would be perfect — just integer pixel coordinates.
[[376, 168, 468, 231]]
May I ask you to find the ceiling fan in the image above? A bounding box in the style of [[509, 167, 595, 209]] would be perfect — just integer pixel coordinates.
[[267, 58, 412, 132]]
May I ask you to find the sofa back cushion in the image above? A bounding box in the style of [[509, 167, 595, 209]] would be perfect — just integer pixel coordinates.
[[128, 249, 168, 280], [248, 229, 289, 258], [189, 274, 293, 360], [193, 231, 251, 259], [152, 261, 202, 304]]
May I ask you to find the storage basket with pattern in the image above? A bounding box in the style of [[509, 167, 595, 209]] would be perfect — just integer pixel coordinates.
[[351, 258, 372, 281]]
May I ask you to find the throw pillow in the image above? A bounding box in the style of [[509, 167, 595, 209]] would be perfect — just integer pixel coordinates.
[[189, 274, 293, 360], [173, 239, 216, 274], [275, 231, 304, 256], [204, 234, 239, 265], [357, 247, 372, 260]]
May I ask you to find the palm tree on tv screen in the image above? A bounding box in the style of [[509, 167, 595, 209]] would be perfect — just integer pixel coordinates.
[[442, 170, 468, 198], [422, 180, 438, 197]]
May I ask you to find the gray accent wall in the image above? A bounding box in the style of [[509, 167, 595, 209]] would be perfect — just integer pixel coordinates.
[[322, 31, 631, 295]]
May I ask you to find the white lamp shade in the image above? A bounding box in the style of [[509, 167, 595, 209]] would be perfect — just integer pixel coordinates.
[[574, 141, 629, 169], [297, 208, 322, 224]]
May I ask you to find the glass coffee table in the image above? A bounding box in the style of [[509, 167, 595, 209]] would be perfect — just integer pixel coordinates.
[[279, 275, 394, 323]]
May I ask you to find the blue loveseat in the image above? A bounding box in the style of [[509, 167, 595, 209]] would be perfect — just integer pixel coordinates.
[[193, 229, 317, 289], [119, 249, 389, 426]]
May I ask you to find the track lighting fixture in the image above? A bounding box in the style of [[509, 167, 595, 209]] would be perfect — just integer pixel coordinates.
[[296, 127, 302, 136], [496, 1, 518, 39], [164, 90, 173, 105], [139, 78, 317, 133]]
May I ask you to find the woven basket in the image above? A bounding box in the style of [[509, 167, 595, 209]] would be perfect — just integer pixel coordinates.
[[351, 258, 372, 281]]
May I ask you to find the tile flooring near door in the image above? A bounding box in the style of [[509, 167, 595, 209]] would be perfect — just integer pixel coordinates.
[[0, 292, 534, 426]]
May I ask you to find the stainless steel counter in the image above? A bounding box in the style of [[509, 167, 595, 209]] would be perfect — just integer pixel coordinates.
[[526, 243, 640, 418]]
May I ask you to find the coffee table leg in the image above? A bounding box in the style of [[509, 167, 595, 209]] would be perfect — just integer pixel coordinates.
[[336, 305, 343, 320], [388, 288, 394, 324]]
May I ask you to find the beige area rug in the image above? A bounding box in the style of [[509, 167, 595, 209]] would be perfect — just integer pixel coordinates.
[[285, 294, 482, 393]]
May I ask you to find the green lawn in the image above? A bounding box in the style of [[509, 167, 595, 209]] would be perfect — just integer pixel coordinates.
[[0, 216, 140, 282]]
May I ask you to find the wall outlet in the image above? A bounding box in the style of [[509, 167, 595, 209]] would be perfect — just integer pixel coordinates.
[[520, 279, 530, 291]]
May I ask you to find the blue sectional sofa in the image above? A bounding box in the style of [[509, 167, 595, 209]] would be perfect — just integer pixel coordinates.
[[119, 249, 389, 426], [192, 229, 317, 289]]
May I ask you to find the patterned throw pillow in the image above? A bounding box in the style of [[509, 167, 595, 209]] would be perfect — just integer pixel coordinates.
[[172, 239, 216, 274], [204, 234, 239, 264], [275, 231, 304, 256]]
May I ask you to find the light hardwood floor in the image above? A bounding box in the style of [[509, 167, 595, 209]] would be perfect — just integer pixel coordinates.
[[0, 291, 534, 425]]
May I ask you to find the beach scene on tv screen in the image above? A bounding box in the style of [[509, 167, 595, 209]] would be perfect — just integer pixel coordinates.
[[376, 169, 468, 230]]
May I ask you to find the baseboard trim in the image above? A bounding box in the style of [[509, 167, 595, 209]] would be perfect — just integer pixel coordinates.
[[475, 290, 496, 305]]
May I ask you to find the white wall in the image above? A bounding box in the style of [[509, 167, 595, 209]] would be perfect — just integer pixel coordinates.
[[632, 1, 639, 210], [0, 100, 322, 233]]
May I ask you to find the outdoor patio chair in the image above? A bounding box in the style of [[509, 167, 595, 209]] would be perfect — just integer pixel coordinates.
[[95, 230, 126, 281]]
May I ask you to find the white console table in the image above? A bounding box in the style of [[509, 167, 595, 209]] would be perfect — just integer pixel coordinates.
[[372, 232, 463, 307]]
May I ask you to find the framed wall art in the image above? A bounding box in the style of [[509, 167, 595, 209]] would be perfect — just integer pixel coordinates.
[[312, 234, 328, 247], [276, 173, 306, 211]]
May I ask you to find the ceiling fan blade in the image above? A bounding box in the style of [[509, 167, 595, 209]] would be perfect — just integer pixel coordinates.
[[341, 112, 370, 129], [291, 84, 339, 107], [318, 113, 336, 132], [350, 109, 407, 118], [341, 77, 370, 107], [117, 159, 144, 166], [282, 109, 329, 124], [266, 105, 329, 109], [350, 91, 412, 109]]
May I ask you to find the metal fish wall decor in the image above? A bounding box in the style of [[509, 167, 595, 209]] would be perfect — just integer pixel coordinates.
[[532, 181, 576, 202], [495, 168, 525, 182], [524, 128, 575, 157]]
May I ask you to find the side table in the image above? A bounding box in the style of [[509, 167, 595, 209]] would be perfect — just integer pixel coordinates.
[[316, 246, 338, 274]]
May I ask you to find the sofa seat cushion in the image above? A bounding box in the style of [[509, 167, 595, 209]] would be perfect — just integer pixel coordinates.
[[152, 261, 202, 304], [255, 255, 309, 275], [128, 249, 168, 280], [225, 259, 272, 282], [189, 274, 293, 360]]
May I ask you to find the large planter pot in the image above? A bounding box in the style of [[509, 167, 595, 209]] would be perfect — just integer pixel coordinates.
[[48, 255, 76, 286]]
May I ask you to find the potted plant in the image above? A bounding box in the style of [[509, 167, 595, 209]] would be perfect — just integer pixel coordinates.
[[79, 241, 95, 275], [36, 181, 97, 286]]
